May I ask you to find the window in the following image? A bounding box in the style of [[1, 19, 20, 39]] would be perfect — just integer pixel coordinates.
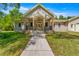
[[45, 22, 48, 27], [58, 23, 61, 27], [19, 23, 21, 27], [26, 25, 28, 30], [71, 24, 73, 28], [30, 22, 33, 27], [49, 26, 52, 30]]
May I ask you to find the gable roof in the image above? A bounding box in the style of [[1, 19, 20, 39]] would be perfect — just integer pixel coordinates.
[[55, 16, 79, 23], [21, 4, 79, 23], [23, 4, 54, 18], [68, 16, 79, 22]]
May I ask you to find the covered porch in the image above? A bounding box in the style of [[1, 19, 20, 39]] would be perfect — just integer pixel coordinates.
[[15, 15, 54, 32]]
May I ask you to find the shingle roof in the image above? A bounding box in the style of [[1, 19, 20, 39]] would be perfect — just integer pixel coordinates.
[[19, 4, 79, 23], [68, 16, 79, 22], [54, 20, 68, 22], [55, 16, 79, 23]]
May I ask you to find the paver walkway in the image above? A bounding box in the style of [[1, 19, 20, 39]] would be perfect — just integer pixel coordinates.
[[21, 31, 54, 56]]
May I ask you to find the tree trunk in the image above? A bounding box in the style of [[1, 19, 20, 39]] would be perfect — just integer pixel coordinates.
[[13, 22, 15, 31]]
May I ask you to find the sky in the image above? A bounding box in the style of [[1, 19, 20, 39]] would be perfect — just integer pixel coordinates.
[[1, 3, 79, 17]]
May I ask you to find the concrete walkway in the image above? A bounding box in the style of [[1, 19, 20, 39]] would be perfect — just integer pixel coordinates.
[[21, 31, 54, 56]]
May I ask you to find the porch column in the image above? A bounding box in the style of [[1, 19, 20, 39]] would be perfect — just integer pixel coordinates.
[[43, 18, 45, 31], [49, 19, 53, 31], [33, 16, 34, 30], [44, 14, 46, 31], [21, 24, 25, 30], [21, 22, 26, 32], [51, 17, 54, 31]]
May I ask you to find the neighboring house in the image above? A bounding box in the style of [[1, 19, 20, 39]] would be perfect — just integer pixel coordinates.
[[15, 4, 79, 32]]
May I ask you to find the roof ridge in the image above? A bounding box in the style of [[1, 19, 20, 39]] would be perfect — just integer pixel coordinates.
[[23, 3, 54, 17], [69, 16, 79, 20]]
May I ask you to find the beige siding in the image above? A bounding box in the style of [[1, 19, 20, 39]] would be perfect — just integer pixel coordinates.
[[54, 24, 68, 32], [68, 18, 79, 32]]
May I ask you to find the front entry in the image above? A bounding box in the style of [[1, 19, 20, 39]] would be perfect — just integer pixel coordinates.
[[35, 22, 43, 30], [34, 18, 44, 31]]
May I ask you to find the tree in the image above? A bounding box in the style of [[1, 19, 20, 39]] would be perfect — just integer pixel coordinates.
[[2, 14, 13, 31], [0, 12, 5, 30], [58, 15, 66, 20], [66, 16, 73, 19], [0, 3, 21, 31], [9, 7, 23, 30]]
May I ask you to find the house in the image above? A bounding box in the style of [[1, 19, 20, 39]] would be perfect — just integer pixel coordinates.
[[68, 17, 79, 32], [15, 4, 79, 32]]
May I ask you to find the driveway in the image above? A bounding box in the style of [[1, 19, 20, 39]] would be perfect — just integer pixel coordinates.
[[21, 31, 54, 56]]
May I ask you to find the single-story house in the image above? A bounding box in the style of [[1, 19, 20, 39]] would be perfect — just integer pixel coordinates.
[[15, 4, 79, 32]]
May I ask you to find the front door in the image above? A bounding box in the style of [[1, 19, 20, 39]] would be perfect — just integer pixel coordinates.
[[35, 22, 43, 30], [34, 19, 43, 31]]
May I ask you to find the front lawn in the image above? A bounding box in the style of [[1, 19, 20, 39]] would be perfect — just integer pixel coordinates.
[[0, 31, 30, 56], [46, 32, 79, 56]]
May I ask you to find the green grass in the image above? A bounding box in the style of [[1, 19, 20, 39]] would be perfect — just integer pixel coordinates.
[[46, 32, 79, 56], [0, 31, 30, 56]]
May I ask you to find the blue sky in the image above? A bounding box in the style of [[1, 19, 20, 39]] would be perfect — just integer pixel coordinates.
[[1, 3, 79, 16]]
